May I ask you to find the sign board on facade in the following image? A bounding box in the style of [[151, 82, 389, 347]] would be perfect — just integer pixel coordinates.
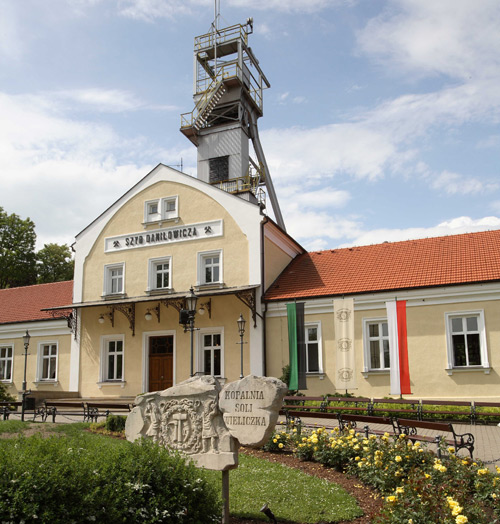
[[104, 219, 223, 253]]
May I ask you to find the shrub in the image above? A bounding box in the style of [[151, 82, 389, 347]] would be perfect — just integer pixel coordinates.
[[262, 429, 291, 452], [0, 434, 221, 523], [105, 414, 126, 432], [0, 381, 15, 402]]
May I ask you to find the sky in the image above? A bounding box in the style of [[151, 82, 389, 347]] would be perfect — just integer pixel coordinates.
[[1, 0, 500, 252]]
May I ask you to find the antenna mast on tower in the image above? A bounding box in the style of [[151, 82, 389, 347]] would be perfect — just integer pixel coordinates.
[[180, 9, 286, 231]]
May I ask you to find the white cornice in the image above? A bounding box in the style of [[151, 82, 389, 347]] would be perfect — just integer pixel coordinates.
[[0, 320, 71, 340], [265, 282, 500, 317]]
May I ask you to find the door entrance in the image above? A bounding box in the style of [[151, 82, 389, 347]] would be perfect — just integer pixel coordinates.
[[148, 336, 173, 392]]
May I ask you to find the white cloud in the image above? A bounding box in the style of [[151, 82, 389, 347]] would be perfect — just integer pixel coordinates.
[[263, 123, 397, 183], [0, 91, 158, 248], [117, 0, 337, 20], [431, 171, 498, 196], [340, 216, 500, 248], [357, 0, 500, 81]]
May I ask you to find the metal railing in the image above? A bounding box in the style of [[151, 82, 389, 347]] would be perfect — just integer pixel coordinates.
[[194, 24, 248, 52]]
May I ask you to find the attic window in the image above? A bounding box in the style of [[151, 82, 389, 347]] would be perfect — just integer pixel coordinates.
[[209, 156, 229, 183]]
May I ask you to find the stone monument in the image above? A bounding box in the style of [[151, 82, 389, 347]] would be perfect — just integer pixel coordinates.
[[125, 374, 287, 523]]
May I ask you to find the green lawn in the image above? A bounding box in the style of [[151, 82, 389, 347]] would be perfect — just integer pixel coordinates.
[[0, 421, 363, 523]]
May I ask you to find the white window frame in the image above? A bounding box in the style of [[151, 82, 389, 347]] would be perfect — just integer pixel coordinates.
[[305, 322, 323, 374], [144, 199, 161, 222], [163, 196, 178, 220], [99, 335, 125, 385], [198, 328, 224, 378], [103, 262, 125, 296], [147, 256, 172, 292], [362, 317, 390, 374], [0, 344, 14, 382], [445, 310, 489, 374], [36, 341, 58, 382], [144, 196, 179, 224], [197, 250, 223, 286]]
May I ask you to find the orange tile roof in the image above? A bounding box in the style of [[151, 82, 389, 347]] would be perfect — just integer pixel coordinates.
[[0, 281, 73, 324], [264, 230, 500, 301]]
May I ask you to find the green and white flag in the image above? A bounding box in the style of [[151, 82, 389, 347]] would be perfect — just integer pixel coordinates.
[[287, 302, 307, 391]]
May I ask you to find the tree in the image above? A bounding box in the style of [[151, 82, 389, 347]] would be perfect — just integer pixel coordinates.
[[37, 243, 74, 284], [0, 207, 37, 288]]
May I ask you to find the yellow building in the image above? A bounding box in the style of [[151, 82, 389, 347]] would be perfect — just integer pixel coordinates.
[[2, 20, 500, 404], [264, 231, 500, 401]]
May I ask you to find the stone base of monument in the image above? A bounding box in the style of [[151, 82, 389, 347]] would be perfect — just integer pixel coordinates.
[[125, 374, 287, 522]]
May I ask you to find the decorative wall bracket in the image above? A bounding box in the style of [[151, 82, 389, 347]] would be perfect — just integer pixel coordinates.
[[107, 303, 136, 336], [160, 297, 186, 313], [235, 288, 259, 327], [49, 308, 77, 339]]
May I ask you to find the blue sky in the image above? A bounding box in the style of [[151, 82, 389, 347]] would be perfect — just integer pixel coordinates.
[[1, 0, 499, 251]]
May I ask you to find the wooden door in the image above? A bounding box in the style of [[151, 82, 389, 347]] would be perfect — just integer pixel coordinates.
[[148, 336, 173, 392]]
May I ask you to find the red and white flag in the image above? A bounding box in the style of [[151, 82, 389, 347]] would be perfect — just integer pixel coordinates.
[[386, 300, 411, 395]]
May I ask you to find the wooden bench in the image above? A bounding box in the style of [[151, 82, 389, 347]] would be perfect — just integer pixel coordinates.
[[369, 398, 421, 418], [86, 402, 133, 423], [392, 418, 475, 458], [472, 401, 500, 424], [419, 400, 473, 423], [0, 401, 22, 420], [338, 413, 392, 438], [35, 401, 87, 423]]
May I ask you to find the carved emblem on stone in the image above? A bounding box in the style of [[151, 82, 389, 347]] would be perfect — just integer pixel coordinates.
[[125, 374, 287, 471]]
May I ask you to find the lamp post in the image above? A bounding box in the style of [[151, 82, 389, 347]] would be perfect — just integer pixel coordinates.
[[237, 314, 246, 379], [181, 287, 198, 377], [21, 330, 31, 422]]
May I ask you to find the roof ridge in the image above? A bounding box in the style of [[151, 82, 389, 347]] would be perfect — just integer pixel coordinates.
[[0, 280, 73, 293], [308, 228, 500, 256]]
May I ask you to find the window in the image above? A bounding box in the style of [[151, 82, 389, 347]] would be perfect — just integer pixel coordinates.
[[445, 311, 489, 372], [363, 319, 390, 371], [104, 263, 125, 296], [198, 250, 222, 286], [305, 324, 323, 373], [102, 337, 124, 382], [201, 331, 223, 377], [0, 345, 13, 381], [209, 156, 229, 183], [148, 257, 172, 291], [163, 197, 177, 220], [38, 343, 58, 381], [144, 196, 178, 223]]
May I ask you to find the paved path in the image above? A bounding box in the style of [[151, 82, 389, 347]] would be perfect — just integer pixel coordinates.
[[279, 416, 500, 469]]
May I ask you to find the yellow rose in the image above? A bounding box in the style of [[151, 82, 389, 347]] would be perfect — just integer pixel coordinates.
[[455, 516, 468, 524]]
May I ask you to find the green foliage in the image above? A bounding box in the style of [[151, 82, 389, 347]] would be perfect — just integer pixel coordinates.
[[0, 381, 16, 402], [0, 420, 30, 434], [36, 243, 74, 284], [269, 423, 500, 524], [105, 414, 126, 432], [0, 207, 37, 288], [0, 434, 221, 523], [262, 429, 292, 452]]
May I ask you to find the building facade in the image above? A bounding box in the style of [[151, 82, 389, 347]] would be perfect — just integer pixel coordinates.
[[264, 231, 500, 401], [2, 20, 500, 403]]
